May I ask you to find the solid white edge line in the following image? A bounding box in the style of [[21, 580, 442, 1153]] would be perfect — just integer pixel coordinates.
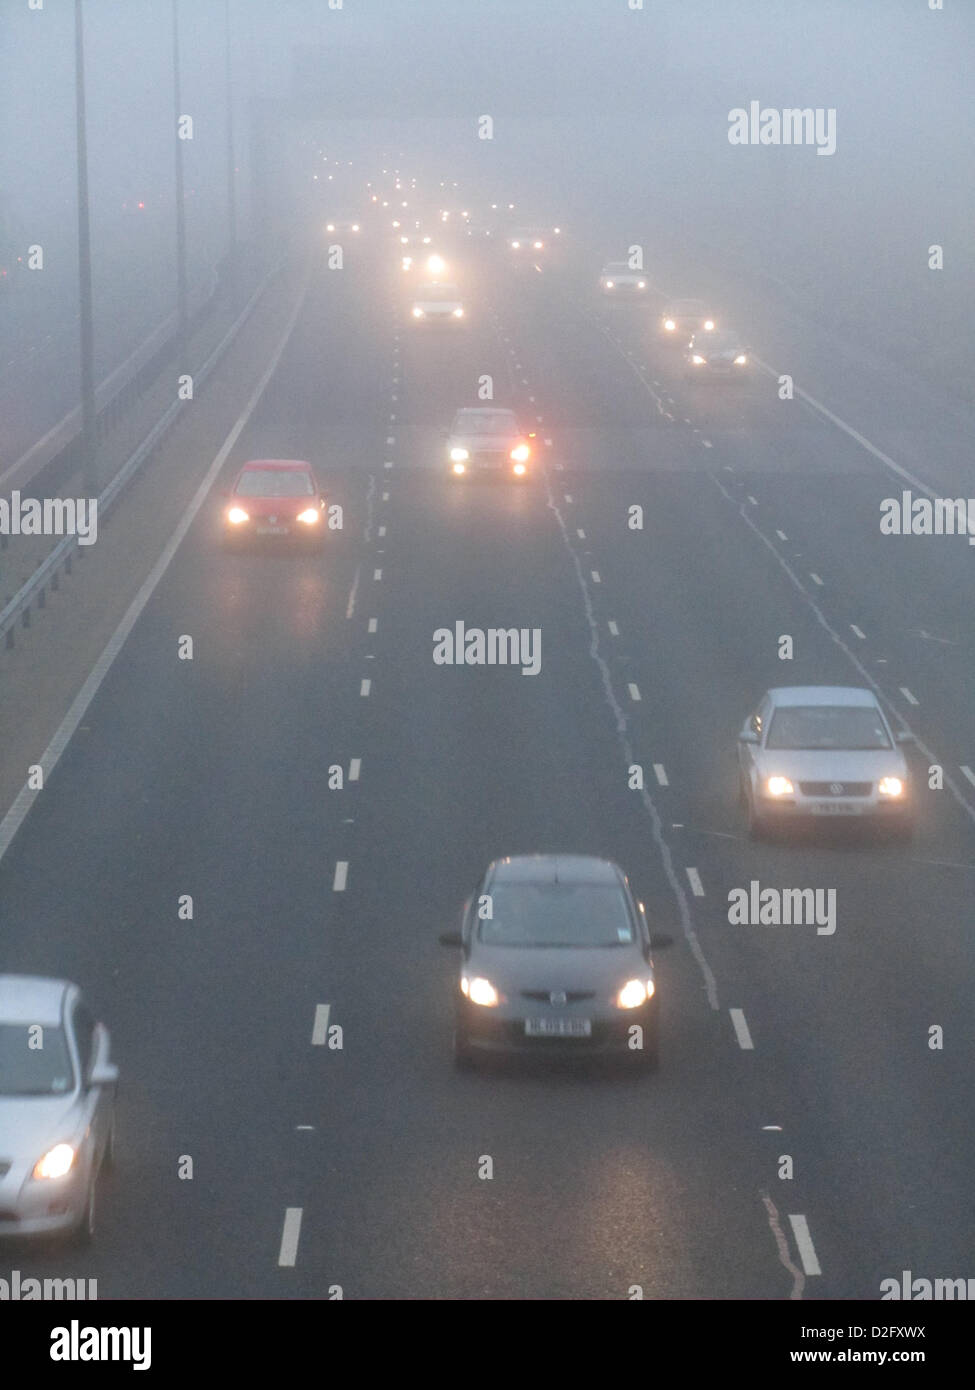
[[349, 758, 361, 782], [653, 763, 669, 786], [333, 861, 348, 891], [788, 1214, 822, 1276], [278, 1208, 302, 1267], [686, 866, 704, 896], [311, 1004, 330, 1045], [0, 282, 309, 865], [729, 1008, 754, 1049]]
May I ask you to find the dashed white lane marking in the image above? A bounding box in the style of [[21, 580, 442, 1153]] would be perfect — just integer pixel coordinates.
[[960, 765, 975, 789], [368, 617, 378, 633], [788, 1215, 822, 1276], [762, 1193, 806, 1301], [564, 493, 573, 503], [382, 490, 390, 501], [333, 861, 348, 891], [349, 758, 361, 782], [345, 565, 360, 620], [900, 686, 919, 705], [850, 624, 866, 640], [608, 620, 619, 636], [775, 529, 788, 541], [653, 764, 669, 786], [627, 683, 641, 702], [378, 525, 386, 537], [591, 570, 601, 583], [577, 528, 586, 539], [810, 572, 824, 586], [685, 867, 704, 896], [385, 436, 395, 444], [373, 568, 382, 581], [747, 495, 758, 506], [383, 460, 393, 470], [360, 679, 371, 697], [312, 1004, 331, 1045], [730, 1008, 754, 1050], [702, 439, 712, 448], [278, 1208, 302, 1267]]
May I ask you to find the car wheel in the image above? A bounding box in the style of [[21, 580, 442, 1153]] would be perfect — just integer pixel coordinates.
[[453, 1028, 474, 1071]]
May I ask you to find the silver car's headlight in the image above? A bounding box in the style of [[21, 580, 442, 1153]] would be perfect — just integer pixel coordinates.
[[450, 447, 469, 462], [616, 979, 655, 1009], [766, 776, 794, 797], [461, 976, 499, 1007], [878, 777, 904, 797], [33, 1143, 77, 1180]]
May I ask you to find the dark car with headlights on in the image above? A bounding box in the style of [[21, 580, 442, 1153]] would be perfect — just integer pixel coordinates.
[[441, 855, 658, 1068], [222, 459, 326, 547], [659, 298, 715, 341], [685, 329, 749, 379]]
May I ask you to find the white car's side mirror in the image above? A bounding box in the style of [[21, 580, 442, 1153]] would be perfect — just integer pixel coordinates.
[[739, 729, 759, 744]]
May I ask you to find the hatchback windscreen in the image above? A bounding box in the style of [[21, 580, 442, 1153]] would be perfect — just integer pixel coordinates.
[[478, 883, 635, 947], [766, 706, 891, 750], [0, 1022, 75, 1096], [670, 301, 705, 315], [701, 333, 739, 351], [235, 470, 314, 498]]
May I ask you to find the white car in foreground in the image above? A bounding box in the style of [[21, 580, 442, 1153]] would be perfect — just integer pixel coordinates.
[[0, 976, 118, 1243], [737, 686, 914, 838], [599, 261, 648, 296]]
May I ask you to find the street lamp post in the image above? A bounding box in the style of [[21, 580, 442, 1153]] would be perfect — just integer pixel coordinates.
[[172, 0, 189, 360], [74, 0, 97, 496]]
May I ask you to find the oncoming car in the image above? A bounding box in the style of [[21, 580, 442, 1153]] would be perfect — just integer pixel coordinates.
[[685, 329, 748, 378], [659, 298, 715, 340], [0, 976, 118, 1244], [445, 407, 534, 479], [441, 855, 658, 1068], [411, 282, 464, 323], [222, 460, 326, 546], [599, 261, 648, 295], [737, 686, 915, 838]]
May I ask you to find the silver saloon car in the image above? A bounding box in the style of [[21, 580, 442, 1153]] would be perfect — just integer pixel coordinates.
[[737, 687, 914, 838], [0, 976, 118, 1243], [445, 407, 533, 479], [685, 329, 748, 378], [599, 261, 648, 296], [443, 855, 658, 1067]]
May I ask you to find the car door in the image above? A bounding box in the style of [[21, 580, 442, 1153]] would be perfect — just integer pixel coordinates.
[[71, 1000, 107, 1167]]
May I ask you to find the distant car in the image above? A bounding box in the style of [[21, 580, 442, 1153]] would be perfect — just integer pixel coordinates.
[[508, 228, 548, 252], [442, 855, 658, 1067], [411, 282, 465, 323], [738, 686, 915, 838], [599, 261, 648, 296], [325, 215, 360, 234], [0, 976, 118, 1243], [685, 329, 748, 378], [659, 298, 715, 340], [445, 407, 534, 478], [222, 460, 326, 546]]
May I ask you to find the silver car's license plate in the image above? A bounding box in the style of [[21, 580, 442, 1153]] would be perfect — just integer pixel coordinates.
[[525, 1018, 592, 1038], [810, 802, 861, 815]]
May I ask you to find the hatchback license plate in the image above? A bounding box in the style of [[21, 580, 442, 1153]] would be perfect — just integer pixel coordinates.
[[525, 1018, 592, 1038], [256, 525, 287, 535]]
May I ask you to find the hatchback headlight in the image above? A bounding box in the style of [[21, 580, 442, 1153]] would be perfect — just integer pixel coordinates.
[[692, 354, 706, 365], [33, 1143, 76, 1180], [296, 508, 320, 524], [664, 318, 675, 330], [412, 306, 424, 317], [616, 979, 655, 1009], [227, 506, 249, 524], [734, 354, 747, 364], [879, 777, 904, 797], [767, 776, 794, 797], [450, 447, 469, 462], [452, 307, 464, 318], [605, 280, 615, 289], [462, 976, 499, 1007], [510, 444, 530, 462]]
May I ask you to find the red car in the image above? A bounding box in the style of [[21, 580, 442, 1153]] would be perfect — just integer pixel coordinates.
[[222, 459, 325, 547]]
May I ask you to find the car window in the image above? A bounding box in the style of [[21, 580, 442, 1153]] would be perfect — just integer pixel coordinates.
[[235, 469, 314, 498], [0, 1022, 75, 1096], [766, 705, 892, 750], [455, 413, 516, 434], [478, 883, 635, 947]]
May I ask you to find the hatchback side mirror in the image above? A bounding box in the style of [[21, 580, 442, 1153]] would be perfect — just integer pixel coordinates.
[[88, 1062, 119, 1089]]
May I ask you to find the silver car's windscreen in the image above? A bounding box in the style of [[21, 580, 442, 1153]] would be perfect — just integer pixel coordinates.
[[235, 471, 314, 498], [0, 1023, 75, 1096], [454, 413, 518, 434], [478, 884, 635, 947], [766, 707, 892, 750]]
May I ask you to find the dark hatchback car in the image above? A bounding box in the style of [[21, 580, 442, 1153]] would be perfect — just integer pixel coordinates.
[[442, 855, 658, 1068], [222, 459, 326, 548]]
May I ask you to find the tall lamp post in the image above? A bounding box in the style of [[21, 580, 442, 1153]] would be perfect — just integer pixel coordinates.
[[172, 0, 189, 360], [74, 0, 97, 495]]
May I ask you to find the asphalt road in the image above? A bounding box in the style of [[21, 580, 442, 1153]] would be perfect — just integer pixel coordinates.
[[1, 231, 973, 1299]]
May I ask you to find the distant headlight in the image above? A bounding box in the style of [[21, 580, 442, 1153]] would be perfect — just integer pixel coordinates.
[[533, 240, 543, 249], [510, 444, 530, 462], [704, 319, 715, 331], [664, 318, 675, 330], [33, 1143, 76, 1180], [422, 235, 431, 243], [463, 976, 499, 1007], [452, 307, 464, 317], [452, 462, 466, 475], [427, 255, 446, 274], [326, 223, 335, 231], [767, 776, 794, 797], [692, 354, 706, 365], [637, 280, 646, 288], [351, 224, 359, 232], [511, 240, 521, 249], [412, 306, 424, 317], [227, 506, 249, 524], [512, 462, 527, 476], [450, 447, 469, 462], [401, 257, 412, 270], [605, 280, 615, 289], [616, 979, 655, 1009], [879, 777, 904, 797], [296, 508, 320, 524], [734, 354, 747, 364]]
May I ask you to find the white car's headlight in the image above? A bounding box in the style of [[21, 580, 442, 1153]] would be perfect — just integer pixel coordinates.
[[664, 318, 675, 330], [637, 280, 646, 288], [616, 979, 655, 1009], [452, 307, 464, 317], [510, 444, 530, 462], [462, 976, 499, 1007], [450, 447, 469, 462], [879, 777, 904, 797], [734, 354, 747, 364], [412, 306, 424, 317], [227, 506, 249, 524], [692, 354, 706, 365], [452, 462, 466, 475], [767, 776, 794, 797], [533, 240, 543, 249], [33, 1142, 76, 1180], [296, 508, 320, 524], [704, 319, 715, 331], [605, 280, 614, 289]]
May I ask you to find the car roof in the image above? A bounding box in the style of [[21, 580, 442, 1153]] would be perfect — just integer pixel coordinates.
[[767, 686, 878, 708], [487, 854, 624, 887], [238, 459, 314, 471], [0, 975, 71, 1026], [453, 407, 516, 418]]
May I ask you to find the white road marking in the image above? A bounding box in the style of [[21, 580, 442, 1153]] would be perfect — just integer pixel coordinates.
[[628, 683, 641, 701], [333, 861, 348, 891], [702, 439, 712, 448], [960, 766, 975, 789], [653, 764, 669, 786], [373, 568, 382, 581], [900, 686, 919, 705], [312, 1004, 330, 1045], [686, 867, 704, 896], [577, 528, 586, 539], [730, 1008, 754, 1050], [386, 435, 395, 444], [564, 493, 573, 503], [775, 529, 788, 541], [378, 525, 386, 537], [591, 570, 601, 583], [360, 679, 371, 697], [747, 495, 758, 506], [278, 1208, 302, 1267], [349, 758, 361, 782], [345, 565, 360, 619], [368, 617, 378, 633], [383, 460, 393, 469], [382, 490, 390, 500], [788, 1215, 822, 1276], [850, 624, 866, 640], [762, 1193, 806, 1300], [608, 620, 619, 635], [810, 572, 824, 586]]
